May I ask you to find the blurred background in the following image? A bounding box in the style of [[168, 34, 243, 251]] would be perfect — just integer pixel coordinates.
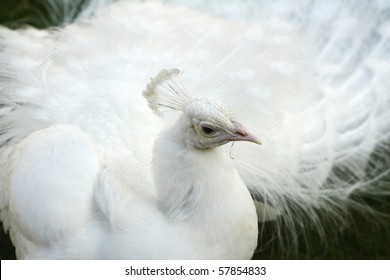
[[0, 0, 389, 260]]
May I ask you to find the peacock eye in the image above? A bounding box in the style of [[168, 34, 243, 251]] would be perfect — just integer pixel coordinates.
[[201, 125, 215, 135]]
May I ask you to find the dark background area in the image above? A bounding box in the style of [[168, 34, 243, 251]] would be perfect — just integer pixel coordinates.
[[0, 0, 53, 28], [0, 0, 389, 260]]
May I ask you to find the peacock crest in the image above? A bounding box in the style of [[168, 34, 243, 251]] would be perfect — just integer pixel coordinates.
[[143, 68, 192, 117]]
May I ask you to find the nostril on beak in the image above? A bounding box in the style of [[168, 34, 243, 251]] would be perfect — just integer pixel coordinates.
[[236, 130, 248, 137], [231, 121, 261, 145]]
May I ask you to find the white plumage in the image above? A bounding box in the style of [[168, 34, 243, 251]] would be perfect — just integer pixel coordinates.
[[0, 0, 389, 259]]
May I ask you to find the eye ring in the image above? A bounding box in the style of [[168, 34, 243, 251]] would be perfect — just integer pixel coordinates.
[[201, 125, 215, 135]]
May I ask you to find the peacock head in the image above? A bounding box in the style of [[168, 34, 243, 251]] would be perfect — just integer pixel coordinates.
[[183, 96, 260, 149], [143, 68, 261, 149]]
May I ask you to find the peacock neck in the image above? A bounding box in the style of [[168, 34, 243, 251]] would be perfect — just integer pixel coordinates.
[[151, 124, 223, 223], [151, 116, 255, 219], [151, 118, 258, 258]]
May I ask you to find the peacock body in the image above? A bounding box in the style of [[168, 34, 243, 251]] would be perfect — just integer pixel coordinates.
[[0, 0, 389, 259]]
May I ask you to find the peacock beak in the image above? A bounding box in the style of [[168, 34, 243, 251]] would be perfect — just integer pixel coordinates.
[[230, 121, 261, 145]]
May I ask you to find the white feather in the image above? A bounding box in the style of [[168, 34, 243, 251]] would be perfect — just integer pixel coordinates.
[[143, 68, 192, 116]]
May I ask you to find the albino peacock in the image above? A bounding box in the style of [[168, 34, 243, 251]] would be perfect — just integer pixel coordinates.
[[0, 0, 389, 259]]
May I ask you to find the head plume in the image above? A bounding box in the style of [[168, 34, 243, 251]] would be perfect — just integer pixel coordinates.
[[143, 69, 192, 117]]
